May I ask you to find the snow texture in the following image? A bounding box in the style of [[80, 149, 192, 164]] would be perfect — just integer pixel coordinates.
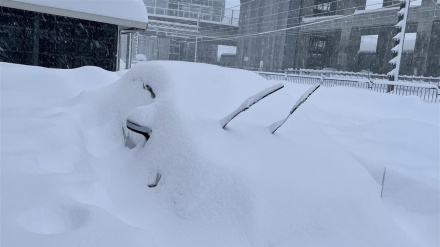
[[10, 0, 148, 23], [1, 61, 438, 247]]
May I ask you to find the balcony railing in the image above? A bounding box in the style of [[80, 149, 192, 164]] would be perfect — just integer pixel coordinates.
[[145, 6, 239, 26]]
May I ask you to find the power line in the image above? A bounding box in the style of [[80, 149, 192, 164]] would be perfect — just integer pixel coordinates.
[[139, 0, 436, 46], [191, 7, 435, 43], [149, 0, 423, 33], [196, 1, 402, 34], [197, 3, 404, 36], [198, 4, 434, 37]]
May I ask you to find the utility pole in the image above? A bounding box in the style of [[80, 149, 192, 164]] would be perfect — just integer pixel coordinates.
[[388, 0, 410, 83], [116, 27, 121, 71], [195, 14, 200, 63]]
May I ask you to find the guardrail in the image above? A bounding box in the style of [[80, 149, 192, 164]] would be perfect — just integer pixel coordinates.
[[258, 71, 439, 102]]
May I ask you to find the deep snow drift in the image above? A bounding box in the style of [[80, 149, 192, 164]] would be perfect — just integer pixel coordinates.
[[1, 61, 438, 247]]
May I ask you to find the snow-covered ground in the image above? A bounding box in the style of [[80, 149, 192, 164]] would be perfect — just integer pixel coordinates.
[[1, 61, 438, 247]]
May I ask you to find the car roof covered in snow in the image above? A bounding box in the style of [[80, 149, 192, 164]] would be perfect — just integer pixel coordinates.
[[1, 0, 148, 29]]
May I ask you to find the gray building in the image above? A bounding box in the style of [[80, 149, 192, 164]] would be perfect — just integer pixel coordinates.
[[123, 0, 226, 64], [237, 0, 440, 76]]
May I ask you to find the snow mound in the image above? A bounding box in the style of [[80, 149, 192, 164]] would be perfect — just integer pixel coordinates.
[[17, 205, 89, 235], [2, 61, 436, 247]]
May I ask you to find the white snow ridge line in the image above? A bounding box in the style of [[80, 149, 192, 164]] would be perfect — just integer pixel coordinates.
[[220, 83, 284, 129], [270, 84, 320, 134]]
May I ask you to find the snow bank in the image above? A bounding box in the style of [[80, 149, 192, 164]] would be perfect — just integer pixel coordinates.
[[2, 61, 437, 247]]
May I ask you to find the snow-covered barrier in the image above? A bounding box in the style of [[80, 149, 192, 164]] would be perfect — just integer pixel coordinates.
[[372, 79, 439, 102], [260, 71, 439, 102]]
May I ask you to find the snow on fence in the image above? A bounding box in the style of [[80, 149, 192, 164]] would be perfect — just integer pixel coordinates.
[[322, 78, 370, 89], [258, 72, 322, 85], [287, 69, 440, 87], [258, 71, 439, 102], [371, 80, 439, 102]]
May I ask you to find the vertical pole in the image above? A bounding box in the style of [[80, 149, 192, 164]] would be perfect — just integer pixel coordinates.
[[388, 0, 410, 83], [231, 10, 234, 25], [125, 32, 132, 69], [195, 14, 200, 63], [156, 36, 160, 60], [116, 27, 121, 71]]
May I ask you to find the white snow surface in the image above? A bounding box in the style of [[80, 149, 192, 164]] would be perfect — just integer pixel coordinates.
[[10, 0, 148, 23], [1, 61, 439, 247]]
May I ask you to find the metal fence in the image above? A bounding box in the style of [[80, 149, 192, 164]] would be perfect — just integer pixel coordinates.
[[369, 82, 439, 102], [287, 69, 440, 87], [258, 71, 439, 102]]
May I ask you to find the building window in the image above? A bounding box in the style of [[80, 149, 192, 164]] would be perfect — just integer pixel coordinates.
[[359, 35, 378, 53], [308, 35, 329, 69], [310, 35, 328, 53], [313, 0, 336, 16]]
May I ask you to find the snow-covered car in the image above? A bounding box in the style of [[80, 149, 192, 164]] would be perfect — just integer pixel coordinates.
[[2, 61, 435, 247]]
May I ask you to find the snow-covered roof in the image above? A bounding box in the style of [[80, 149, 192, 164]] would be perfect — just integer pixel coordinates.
[[1, 0, 148, 29]]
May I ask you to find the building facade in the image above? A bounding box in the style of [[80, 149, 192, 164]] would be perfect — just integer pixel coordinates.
[[124, 0, 226, 64], [237, 0, 440, 76]]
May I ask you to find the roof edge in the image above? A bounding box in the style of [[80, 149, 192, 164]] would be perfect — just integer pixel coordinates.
[[1, 0, 148, 29]]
